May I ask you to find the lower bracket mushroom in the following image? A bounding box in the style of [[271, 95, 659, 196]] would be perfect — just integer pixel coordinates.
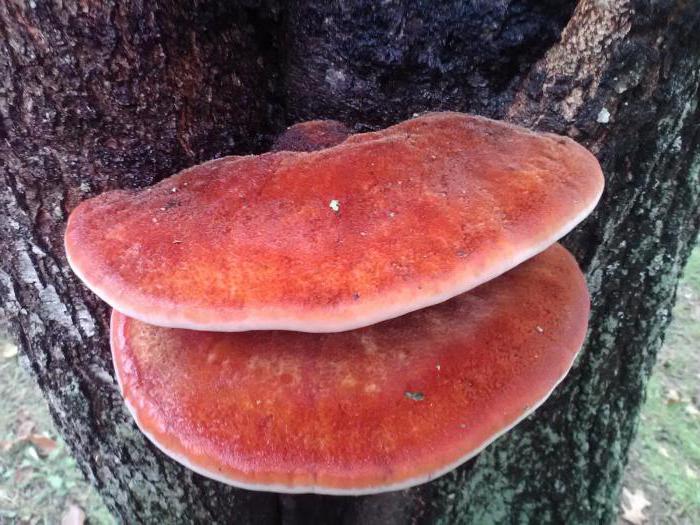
[[110, 243, 589, 495]]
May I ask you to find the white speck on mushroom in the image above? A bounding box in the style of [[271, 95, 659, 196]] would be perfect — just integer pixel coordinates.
[[173, 240, 183, 244], [151, 218, 158, 223], [536, 325, 544, 334], [597, 107, 611, 124], [171, 187, 178, 193], [160, 207, 166, 211], [360, 231, 367, 236], [388, 211, 396, 218], [436, 363, 441, 371], [329, 199, 340, 213]]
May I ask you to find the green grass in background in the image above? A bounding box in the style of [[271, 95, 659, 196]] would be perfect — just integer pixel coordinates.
[[0, 348, 113, 524], [621, 245, 700, 524]]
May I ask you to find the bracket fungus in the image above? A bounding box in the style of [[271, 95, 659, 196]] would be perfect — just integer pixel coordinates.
[[271, 119, 351, 152], [111, 244, 589, 494], [65, 112, 603, 333], [65, 111, 604, 494]]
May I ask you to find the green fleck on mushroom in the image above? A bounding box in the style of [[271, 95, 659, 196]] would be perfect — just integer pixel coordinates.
[[405, 391, 425, 401]]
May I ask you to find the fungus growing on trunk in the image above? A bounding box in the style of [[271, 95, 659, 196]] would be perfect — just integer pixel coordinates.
[[111, 244, 589, 495], [271, 119, 351, 152], [65, 112, 603, 333]]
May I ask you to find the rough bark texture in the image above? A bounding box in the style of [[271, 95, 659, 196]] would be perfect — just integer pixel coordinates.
[[1, 1, 698, 523]]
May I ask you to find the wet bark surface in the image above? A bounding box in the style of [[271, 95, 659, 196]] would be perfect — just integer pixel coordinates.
[[1, 1, 699, 523]]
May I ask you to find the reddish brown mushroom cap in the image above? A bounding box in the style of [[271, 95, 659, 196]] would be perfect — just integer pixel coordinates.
[[111, 244, 590, 494], [271, 119, 351, 152], [67, 112, 603, 332]]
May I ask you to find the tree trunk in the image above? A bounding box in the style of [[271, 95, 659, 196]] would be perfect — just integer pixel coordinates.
[[1, 1, 698, 523]]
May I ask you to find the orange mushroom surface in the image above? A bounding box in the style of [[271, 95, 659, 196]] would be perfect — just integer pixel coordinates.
[[111, 244, 590, 494], [68, 112, 603, 332]]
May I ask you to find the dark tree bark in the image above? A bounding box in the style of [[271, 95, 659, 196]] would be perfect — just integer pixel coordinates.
[[1, 1, 698, 523]]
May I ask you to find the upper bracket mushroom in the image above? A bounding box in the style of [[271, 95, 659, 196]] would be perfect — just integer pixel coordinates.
[[65, 112, 603, 333]]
